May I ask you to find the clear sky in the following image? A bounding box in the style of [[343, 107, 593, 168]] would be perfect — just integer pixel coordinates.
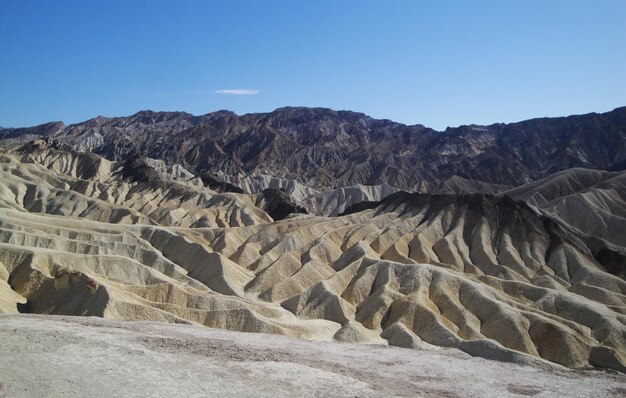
[[1, 0, 625, 130]]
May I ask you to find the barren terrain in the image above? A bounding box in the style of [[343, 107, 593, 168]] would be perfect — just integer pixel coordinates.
[[0, 107, 625, 397], [1, 315, 625, 398]]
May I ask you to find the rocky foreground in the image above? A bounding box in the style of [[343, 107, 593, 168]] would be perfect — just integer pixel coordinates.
[[1, 315, 625, 398]]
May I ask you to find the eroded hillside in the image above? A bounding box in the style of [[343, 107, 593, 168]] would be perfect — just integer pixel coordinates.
[[1, 144, 625, 372]]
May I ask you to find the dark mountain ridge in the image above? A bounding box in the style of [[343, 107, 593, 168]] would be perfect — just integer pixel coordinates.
[[2, 106, 625, 191]]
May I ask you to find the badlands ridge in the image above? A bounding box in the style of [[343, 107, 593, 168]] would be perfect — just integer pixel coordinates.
[[1, 138, 625, 374]]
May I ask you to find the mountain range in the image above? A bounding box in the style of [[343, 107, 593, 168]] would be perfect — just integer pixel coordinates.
[[2, 106, 625, 191], [0, 106, 625, 373]]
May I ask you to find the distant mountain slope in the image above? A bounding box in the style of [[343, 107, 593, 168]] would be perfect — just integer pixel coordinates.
[[2, 106, 625, 190], [505, 169, 626, 277], [505, 168, 625, 206], [301, 184, 398, 216], [433, 175, 510, 195], [505, 169, 626, 246]]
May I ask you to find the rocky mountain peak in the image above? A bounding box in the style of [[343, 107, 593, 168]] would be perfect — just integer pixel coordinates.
[[1, 106, 624, 191]]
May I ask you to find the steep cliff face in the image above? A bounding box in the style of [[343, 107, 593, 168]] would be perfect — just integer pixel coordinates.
[[3, 106, 624, 190]]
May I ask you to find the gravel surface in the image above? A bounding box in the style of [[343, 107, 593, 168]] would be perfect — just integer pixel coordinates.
[[0, 314, 624, 397]]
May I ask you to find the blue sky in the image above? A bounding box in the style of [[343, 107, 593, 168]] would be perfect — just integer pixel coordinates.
[[1, 1, 625, 130]]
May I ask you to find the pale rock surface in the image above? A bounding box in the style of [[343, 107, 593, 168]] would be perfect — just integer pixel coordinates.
[[301, 183, 398, 216], [1, 315, 625, 398]]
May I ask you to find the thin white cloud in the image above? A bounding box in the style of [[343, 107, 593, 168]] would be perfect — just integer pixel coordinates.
[[215, 89, 259, 95]]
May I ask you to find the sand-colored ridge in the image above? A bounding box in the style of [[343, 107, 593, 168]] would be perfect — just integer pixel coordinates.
[[0, 147, 625, 373]]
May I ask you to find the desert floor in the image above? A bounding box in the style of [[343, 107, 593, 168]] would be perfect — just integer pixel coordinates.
[[1, 314, 624, 398]]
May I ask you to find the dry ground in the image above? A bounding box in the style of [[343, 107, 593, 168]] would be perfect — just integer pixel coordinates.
[[0, 314, 624, 397]]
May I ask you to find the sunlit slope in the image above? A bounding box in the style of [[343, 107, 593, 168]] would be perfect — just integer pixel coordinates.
[[507, 168, 626, 248], [0, 148, 625, 372]]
